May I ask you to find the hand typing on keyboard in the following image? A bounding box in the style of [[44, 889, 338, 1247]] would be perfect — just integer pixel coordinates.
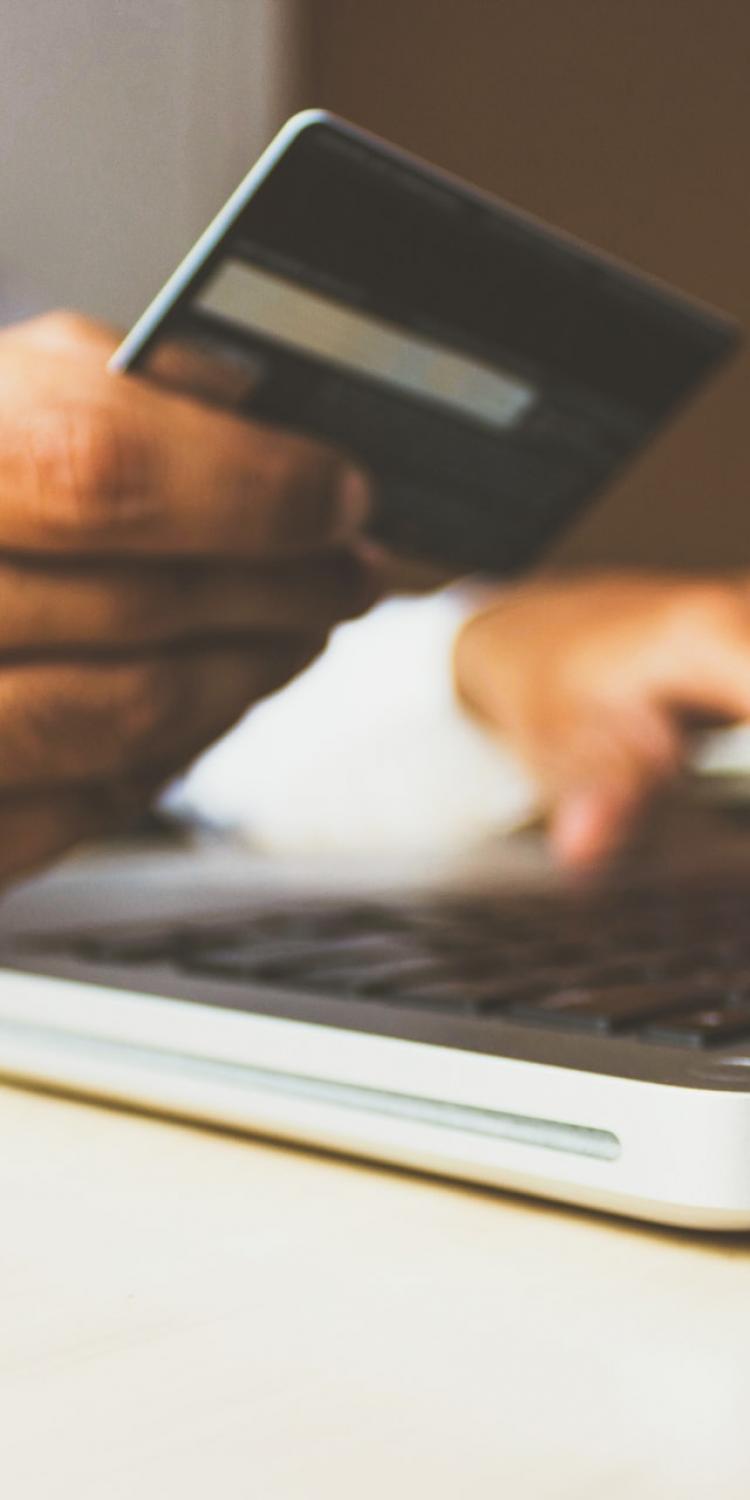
[[455, 572, 750, 870]]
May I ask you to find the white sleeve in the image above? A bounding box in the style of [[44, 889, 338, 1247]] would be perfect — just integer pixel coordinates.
[[165, 586, 537, 854]]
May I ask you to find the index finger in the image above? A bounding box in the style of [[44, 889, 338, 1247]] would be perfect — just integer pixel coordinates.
[[0, 335, 371, 558]]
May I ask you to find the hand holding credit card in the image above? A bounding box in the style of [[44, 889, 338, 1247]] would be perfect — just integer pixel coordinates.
[[111, 111, 738, 575]]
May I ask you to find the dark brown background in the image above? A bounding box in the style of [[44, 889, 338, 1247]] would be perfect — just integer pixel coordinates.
[[299, 0, 750, 571]]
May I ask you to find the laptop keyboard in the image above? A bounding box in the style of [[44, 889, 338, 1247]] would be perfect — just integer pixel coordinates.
[[30, 877, 750, 1050]]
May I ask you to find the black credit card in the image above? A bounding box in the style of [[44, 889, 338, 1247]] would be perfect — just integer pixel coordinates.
[[111, 110, 739, 574]]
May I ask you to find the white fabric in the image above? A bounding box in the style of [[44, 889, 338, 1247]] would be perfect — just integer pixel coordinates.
[[168, 588, 537, 854]]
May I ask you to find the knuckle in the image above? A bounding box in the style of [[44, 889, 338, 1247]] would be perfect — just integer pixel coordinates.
[[105, 569, 188, 644], [259, 437, 341, 551], [0, 661, 188, 784], [27, 401, 149, 537], [319, 552, 378, 620], [0, 669, 110, 780], [113, 660, 188, 758], [26, 310, 99, 350]]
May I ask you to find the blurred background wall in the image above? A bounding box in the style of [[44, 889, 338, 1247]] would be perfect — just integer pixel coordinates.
[[299, 0, 750, 571], [3, 0, 747, 573], [0, 0, 299, 327]]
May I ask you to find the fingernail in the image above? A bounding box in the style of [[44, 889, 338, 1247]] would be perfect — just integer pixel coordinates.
[[336, 467, 372, 534], [552, 794, 608, 868]]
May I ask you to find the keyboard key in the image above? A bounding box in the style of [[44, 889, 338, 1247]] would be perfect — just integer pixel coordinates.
[[393, 969, 587, 1012], [642, 1003, 750, 1048], [293, 955, 448, 996], [646, 955, 716, 982], [65, 934, 181, 964], [178, 944, 295, 980], [181, 934, 428, 984], [506, 982, 726, 1034], [377, 976, 520, 1010], [582, 960, 655, 987]]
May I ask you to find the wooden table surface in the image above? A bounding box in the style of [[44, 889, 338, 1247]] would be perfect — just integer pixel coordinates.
[[3, 1077, 750, 1499]]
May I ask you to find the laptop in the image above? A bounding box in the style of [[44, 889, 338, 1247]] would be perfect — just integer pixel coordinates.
[[2, 791, 750, 1232], [0, 114, 747, 1231]]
